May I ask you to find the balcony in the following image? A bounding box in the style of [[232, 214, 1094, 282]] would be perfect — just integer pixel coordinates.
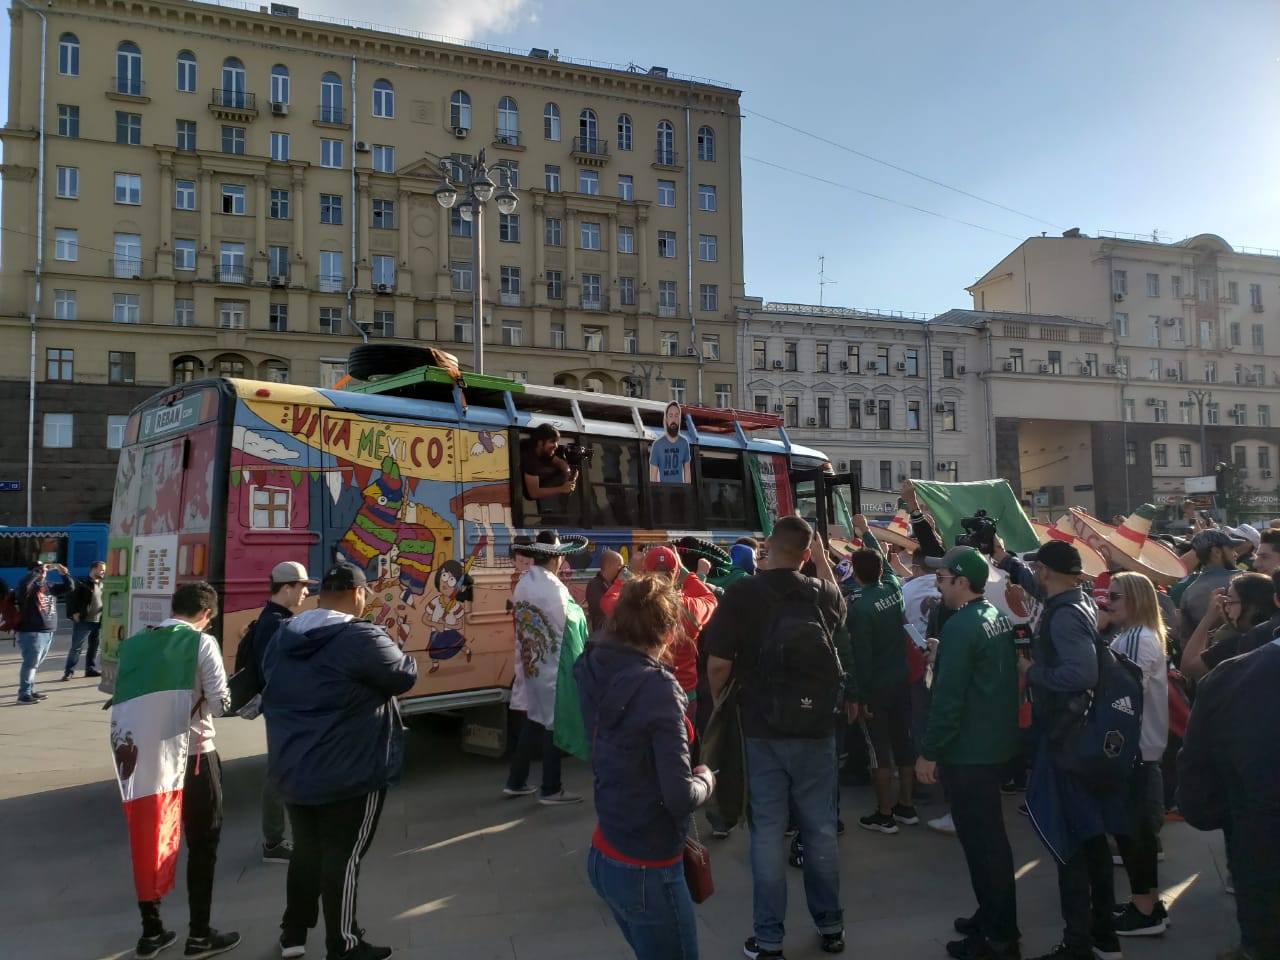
[[110, 257, 144, 279], [579, 294, 609, 312], [499, 291, 522, 306], [318, 274, 344, 293], [315, 105, 348, 128], [215, 263, 251, 284], [571, 137, 610, 166], [658, 302, 678, 318], [493, 129, 522, 149], [652, 149, 681, 170], [209, 89, 257, 122], [107, 77, 149, 103]]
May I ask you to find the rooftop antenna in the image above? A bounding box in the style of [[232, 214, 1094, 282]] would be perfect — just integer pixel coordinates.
[[818, 255, 837, 307]]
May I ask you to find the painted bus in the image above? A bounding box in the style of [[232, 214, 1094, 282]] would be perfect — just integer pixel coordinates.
[[98, 363, 857, 742], [0, 522, 108, 587]]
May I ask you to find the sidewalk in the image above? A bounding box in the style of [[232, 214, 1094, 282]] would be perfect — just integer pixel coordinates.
[[0, 628, 1240, 960]]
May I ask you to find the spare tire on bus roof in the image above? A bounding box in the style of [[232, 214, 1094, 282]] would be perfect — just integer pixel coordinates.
[[346, 344, 435, 382]]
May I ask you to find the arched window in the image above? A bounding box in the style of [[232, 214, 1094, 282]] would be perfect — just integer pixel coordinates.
[[578, 108, 598, 149], [617, 113, 632, 151], [449, 90, 471, 131], [176, 51, 197, 93], [116, 42, 142, 96], [697, 125, 715, 162], [58, 33, 80, 77], [497, 96, 518, 142], [320, 72, 342, 123], [372, 79, 394, 118], [262, 360, 289, 383], [215, 354, 247, 378], [270, 64, 289, 105], [220, 57, 246, 108], [543, 102, 560, 141], [172, 356, 201, 384], [656, 120, 675, 165]]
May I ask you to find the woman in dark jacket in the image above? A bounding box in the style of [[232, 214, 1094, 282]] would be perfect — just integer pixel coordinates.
[[575, 574, 716, 960]]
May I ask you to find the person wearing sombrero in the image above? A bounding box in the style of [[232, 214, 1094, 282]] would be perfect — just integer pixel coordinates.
[[504, 530, 591, 805]]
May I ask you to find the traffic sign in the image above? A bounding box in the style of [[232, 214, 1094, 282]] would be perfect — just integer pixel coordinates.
[[0, 480, 22, 492]]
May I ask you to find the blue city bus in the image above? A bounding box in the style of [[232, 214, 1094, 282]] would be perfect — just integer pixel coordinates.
[[0, 523, 109, 587]]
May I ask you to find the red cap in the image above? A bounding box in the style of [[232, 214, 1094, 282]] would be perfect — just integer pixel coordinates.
[[642, 546, 680, 574]]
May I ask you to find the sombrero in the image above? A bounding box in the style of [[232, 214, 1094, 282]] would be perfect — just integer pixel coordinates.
[[1065, 505, 1189, 585], [670, 536, 732, 573], [867, 509, 919, 551], [512, 530, 590, 557], [1029, 519, 1109, 579]]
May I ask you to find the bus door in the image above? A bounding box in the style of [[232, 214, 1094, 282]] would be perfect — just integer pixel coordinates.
[[790, 469, 862, 543]]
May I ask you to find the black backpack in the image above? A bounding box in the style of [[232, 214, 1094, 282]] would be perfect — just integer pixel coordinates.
[[1050, 637, 1144, 788], [753, 578, 844, 737]]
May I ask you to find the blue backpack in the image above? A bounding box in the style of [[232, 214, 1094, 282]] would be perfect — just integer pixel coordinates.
[[1050, 638, 1144, 788]]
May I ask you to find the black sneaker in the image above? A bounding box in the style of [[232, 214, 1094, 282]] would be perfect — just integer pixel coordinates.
[[743, 937, 785, 959], [60, 671, 73, 681], [16, 693, 38, 704], [1113, 903, 1165, 937], [33, 691, 48, 700], [262, 840, 293, 864], [788, 835, 804, 868], [820, 930, 845, 953], [1000, 779, 1018, 795], [892, 803, 920, 825], [947, 936, 1021, 960], [858, 811, 899, 834], [136, 930, 178, 959], [184, 929, 240, 958], [279, 930, 306, 958], [86, 667, 102, 678], [954, 915, 981, 937], [333, 944, 392, 960], [1091, 937, 1122, 960], [1025, 946, 1084, 960]]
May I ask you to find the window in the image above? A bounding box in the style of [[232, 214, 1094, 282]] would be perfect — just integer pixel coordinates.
[[942, 350, 954, 378], [658, 230, 676, 258], [697, 125, 715, 161], [172, 356, 200, 381], [117, 112, 142, 146], [551, 323, 565, 348], [318, 307, 344, 335], [215, 354, 246, 378], [449, 207, 473, 238], [219, 57, 246, 106], [1148, 316, 1161, 346], [877, 345, 890, 374], [115, 42, 142, 96], [108, 350, 136, 385], [366, 310, 394, 339], [1200, 319, 1213, 347], [174, 239, 196, 271], [320, 139, 343, 168], [46, 348, 73, 381], [1123, 397, 1135, 422], [1171, 317, 1184, 342], [174, 179, 196, 210], [372, 198, 395, 230], [1152, 399, 1168, 424], [268, 303, 288, 332], [372, 144, 395, 173], [1206, 402, 1219, 425], [221, 184, 246, 215], [112, 293, 140, 324], [1199, 277, 1212, 302], [544, 164, 560, 192], [879, 461, 893, 490], [784, 396, 799, 428], [877, 400, 891, 430], [1261, 405, 1272, 428], [546, 270, 563, 300], [754, 395, 769, 414], [942, 402, 957, 431], [43, 414, 73, 449], [581, 274, 602, 308], [1235, 404, 1249, 426], [907, 401, 921, 430], [1113, 312, 1129, 337], [1205, 361, 1217, 383], [1176, 443, 1193, 468], [500, 264, 521, 297], [269, 189, 290, 219], [59, 33, 80, 76], [699, 284, 718, 312], [372, 255, 395, 288], [658, 281, 677, 312], [501, 320, 523, 347], [56, 165, 78, 199], [451, 317, 474, 343], [612, 224, 635, 255], [57, 104, 80, 138], [847, 344, 860, 371], [498, 212, 520, 242], [905, 348, 919, 377], [580, 221, 601, 250], [54, 228, 78, 261], [371, 79, 394, 118], [266, 63, 289, 105], [270, 131, 290, 162], [1149, 357, 1162, 380], [1047, 350, 1062, 374], [176, 120, 196, 151], [578, 170, 599, 195], [661, 330, 680, 357], [1125, 442, 1137, 466], [113, 233, 141, 277], [450, 261, 473, 291], [670, 379, 688, 405], [1227, 280, 1239, 304], [320, 72, 343, 123], [752, 340, 769, 370], [657, 120, 675, 164], [583, 327, 604, 352], [1260, 447, 1272, 471], [1146, 273, 1159, 297], [174, 300, 194, 327], [1153, 443, 1168, 468], [319, 251, 342, 291], [544, 103, 560, 140], [784, 340, 798, 371], [617, 175, 634, 201], [177, 52, 199, 94], [578, 108, 599, 149], [847, 399, 861, 429], [1231, 322, 1242, 346], [319, 193, 343, 225], [1250, 283, 1263, 309], [617, 113, 632, 150], [217, 300, 246, 330], [810, 341, 829, 373], [698, 234, 718, 262], [817, 397, 831, 428], [113, 172, 142, 205], [698, 183, 717, 212], [496, 95, 518, 142], [539, 216, 560, 246], [220, 124, 244, 154], [624, 328, 638, 353], [106, 415, 129, 450], [449, 90, 471, 130], [54, 289, 76, 320], [1112, 269, 1127, 296], [1233, 445, 1248, 470], [657, 180, 676, 207], [910, 461, 923, 480], [1253, 324, 1265, 349]]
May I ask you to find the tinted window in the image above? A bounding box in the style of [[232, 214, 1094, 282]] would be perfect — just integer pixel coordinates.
[[647, 441, 697, 528], [700, 450, 751, 529], [586, 438, 641, 527]]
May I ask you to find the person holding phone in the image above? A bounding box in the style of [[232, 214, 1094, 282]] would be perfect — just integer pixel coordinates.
[[14, 561, 74, 704]]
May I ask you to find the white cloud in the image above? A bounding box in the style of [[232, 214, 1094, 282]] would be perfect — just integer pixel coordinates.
[[234, 426, 300, 462], [302, 0, 535, 41]]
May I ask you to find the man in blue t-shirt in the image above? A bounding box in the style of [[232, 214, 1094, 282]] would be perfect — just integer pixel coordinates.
[[649, 401, 691, 484]]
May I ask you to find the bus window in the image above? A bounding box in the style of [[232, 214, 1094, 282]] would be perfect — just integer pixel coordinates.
[[700, 450, 753, 529], [647, 440, 698, 529], [586, 438, 641, 527], [517, 429, 583, 528]]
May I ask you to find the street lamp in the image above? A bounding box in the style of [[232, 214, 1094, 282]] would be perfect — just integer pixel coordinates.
[[1181, 388, 1213, 474], [626, 361, 666, 399], [434, 148, 518, 376]]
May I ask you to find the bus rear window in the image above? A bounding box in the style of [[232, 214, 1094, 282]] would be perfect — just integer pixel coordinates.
[[701, 450, 753, 529]]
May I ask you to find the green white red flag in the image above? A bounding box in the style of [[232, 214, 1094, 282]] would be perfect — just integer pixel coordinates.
[[109, 623, 199, 901]]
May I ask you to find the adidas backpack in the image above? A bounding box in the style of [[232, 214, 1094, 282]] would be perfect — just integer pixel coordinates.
[[1052, 640, 1144, 788], [753, 578, 844, 738]]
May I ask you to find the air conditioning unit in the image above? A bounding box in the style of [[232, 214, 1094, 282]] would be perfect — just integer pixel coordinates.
[[864, 400, 877, 413], [452, 126, 470, 138], [1165, 369, 1180, 379], [839, 360, 849, 370], [895, 361, 907, 371], [773, 403, 783, 413], [1080, 367, 1093, 377], [686, 346, 697, 356], [1038, 363, 1051, 373], [268, 276, 286, 288], [1228, 408, 1240, 418], [807, 417, 817, 426], [270, 101, 289, 116], [1163, 317, 1177, 326], [772, 360, 783, 369], [355, 140, 371, 153], [1105, 364, 1118, 374], [1114, 293, 1125, 302], [934, 403, 946, 413], [865, 362, 878, 372], [496, 134, 515, 145], [375, 283, 391, 294], [1002, 361, 1014, 371], [1145, 397, 1158, 406], [935, 461, 949, 472], [837, 460, 849, 472], [956, 365, 966, 374], [1263, 470, 1273, 479]]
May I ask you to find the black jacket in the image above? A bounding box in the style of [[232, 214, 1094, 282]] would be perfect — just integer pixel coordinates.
[[575, 637, 713, 861], [15, 570, 74, 633], [235, 601, 295, 696], [66, 578, 102, 621]]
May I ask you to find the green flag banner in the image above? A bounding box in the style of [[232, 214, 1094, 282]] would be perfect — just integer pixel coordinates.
[[911, 479, 1040, 554]]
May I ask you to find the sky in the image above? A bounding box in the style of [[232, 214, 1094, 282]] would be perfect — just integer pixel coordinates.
[[3, 0, 1278, 315]]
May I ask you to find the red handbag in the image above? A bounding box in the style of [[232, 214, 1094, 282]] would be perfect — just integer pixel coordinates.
[[683, 821, 714, 903]]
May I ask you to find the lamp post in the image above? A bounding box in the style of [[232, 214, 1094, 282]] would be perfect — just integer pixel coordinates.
[[433, 149, 518, 376], [1182, 388, 1213, 474], [626, 361, 666, 399]]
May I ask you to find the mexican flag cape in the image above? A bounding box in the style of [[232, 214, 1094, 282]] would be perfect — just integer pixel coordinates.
[[109, 623, 200, 902], [511, 566, 590, 761], [911, 479, 1040, 555]]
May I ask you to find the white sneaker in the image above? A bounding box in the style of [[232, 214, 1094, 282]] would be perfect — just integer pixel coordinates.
[[538, 790, 583, 806], [502, 785, 537, 798], [927, 812, 956, 835]]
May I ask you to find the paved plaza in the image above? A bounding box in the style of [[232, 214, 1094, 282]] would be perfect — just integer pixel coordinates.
[[1, 629, 1240, 960]]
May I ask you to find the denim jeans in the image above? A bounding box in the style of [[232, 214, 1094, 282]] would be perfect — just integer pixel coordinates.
[[587, 846, 699, 960], [745, 736, 843, 951], [64, 621, 100, 675], [17, 630, 54, 698]]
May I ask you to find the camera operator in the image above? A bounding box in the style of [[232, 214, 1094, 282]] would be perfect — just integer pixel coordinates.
[[521, 423, 579, 501]]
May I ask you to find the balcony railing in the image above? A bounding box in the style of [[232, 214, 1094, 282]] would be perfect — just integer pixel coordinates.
[[109, 77, 146, 98], [654, 148, 679, 167], [572, 136, 609, 158], [658, 302, 678, 317], [494, 128, 521, 146], [215, 263, 251, 284], [111, 256, 143, 279], [316, 105, 346, 125], [579, 294, 609, 311], [318, 274, 344, 293], [211, 88, 256, 112], [499, 291, 522, 306]]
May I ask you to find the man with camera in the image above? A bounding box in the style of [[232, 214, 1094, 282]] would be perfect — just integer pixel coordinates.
[[520, 423, 579, 501]]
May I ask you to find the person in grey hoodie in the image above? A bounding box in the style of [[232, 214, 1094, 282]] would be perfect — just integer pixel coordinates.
[[262, 563, 417, 960]]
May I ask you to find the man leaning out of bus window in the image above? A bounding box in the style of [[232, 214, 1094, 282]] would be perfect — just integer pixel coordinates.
[[521, 423, 578, 501]]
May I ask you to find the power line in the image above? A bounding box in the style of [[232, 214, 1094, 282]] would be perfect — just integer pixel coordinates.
[[744, 156, 1026, 241], [744, 108, 1064, 231]]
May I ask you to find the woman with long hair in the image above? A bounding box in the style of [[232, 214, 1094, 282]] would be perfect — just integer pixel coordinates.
[[1181, 572, 1273, 681], [574, 575, 715, 960], [1100, 571, 1171, 936]]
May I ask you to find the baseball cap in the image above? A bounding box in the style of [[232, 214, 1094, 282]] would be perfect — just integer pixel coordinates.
[[1025, 539, 1084, 576], [1191, 528, 1246, 555], [924, 546, 990, 589], [642, 545, 681, 574], [320, 563, 367, 592], [1226, 524, 1261, 550], [270, 561, 314, 586]]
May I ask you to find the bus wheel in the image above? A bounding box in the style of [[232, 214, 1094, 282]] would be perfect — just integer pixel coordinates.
[[346, 343, 435, 382]]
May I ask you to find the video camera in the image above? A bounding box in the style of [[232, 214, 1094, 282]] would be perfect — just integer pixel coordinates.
[[956, 509, 999, 554], [557, 442, 594, 468]]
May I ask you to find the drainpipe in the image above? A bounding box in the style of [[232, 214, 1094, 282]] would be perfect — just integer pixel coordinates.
[[684, 98, 700, 402], [984, 326, 996, 479], [924, 320, 935, 482], [345, 56, 366, 343], [15, 0, 47, 526]]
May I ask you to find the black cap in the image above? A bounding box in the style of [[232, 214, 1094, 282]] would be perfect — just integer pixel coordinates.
[[320, 563, 367, 592], [1030, 540, 1083, 576]]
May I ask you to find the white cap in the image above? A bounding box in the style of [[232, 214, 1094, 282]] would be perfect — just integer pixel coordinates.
[[270, 561, 313, 585], [1227, 524, 1261, 550]]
